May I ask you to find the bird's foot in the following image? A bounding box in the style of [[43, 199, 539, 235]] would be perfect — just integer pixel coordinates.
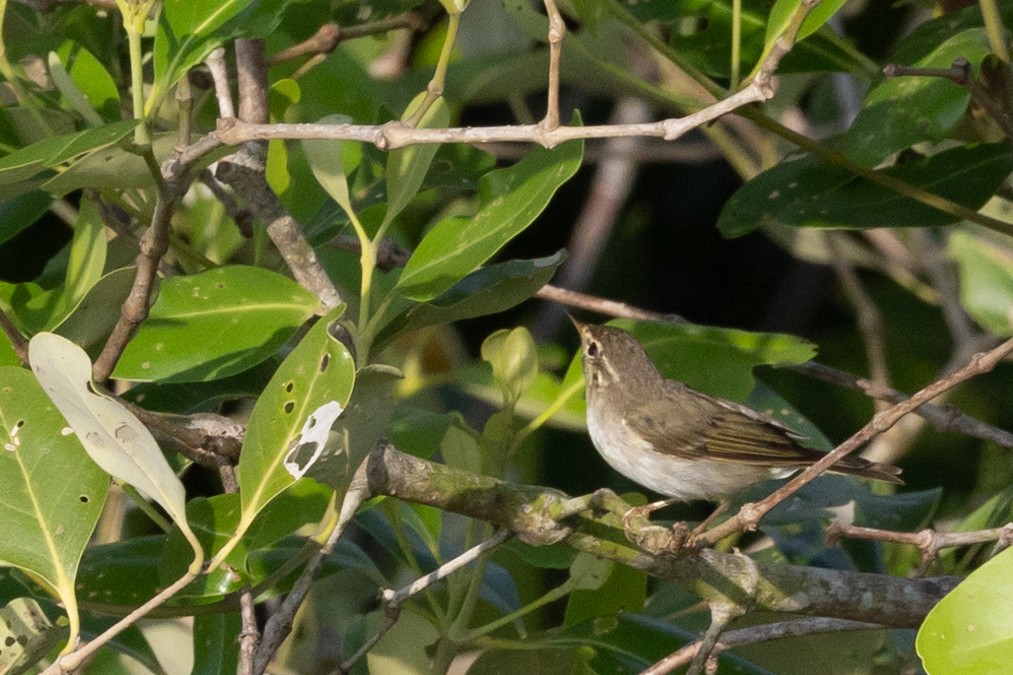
[[622, 503, 698, 556]]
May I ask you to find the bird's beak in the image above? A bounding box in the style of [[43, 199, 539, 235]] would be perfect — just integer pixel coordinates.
[[565, 312, 585, 334]]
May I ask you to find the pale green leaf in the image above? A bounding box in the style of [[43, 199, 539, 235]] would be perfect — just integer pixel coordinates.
[[949, 230, 1013, 336], [0, 367, 108, 646], [63, 196, 106, 309], [28, 333, 190, 531], [384, 94, 450, 227], [301, 114, 357, 215], [481, 327, 538, 407], [918, 549, 1013, 673]]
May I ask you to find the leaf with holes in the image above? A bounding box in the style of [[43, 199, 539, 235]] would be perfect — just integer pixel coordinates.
[[234, 305, 355, 540], [0, 366, 108, 649], [28, 333, 203, 571], [113, 266, 321, 383]]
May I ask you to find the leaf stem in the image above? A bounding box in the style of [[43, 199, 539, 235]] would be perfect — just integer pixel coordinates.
[[979, 0, 1011, 63]]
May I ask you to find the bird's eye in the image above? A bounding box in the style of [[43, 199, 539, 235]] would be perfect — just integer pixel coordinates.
[[586, 340, 599, 358]]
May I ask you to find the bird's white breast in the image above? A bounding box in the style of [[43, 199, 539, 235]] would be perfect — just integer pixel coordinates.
[[586, 405, 775, 502]]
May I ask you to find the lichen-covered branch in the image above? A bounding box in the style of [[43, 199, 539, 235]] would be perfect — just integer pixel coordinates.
[[363, 443, 957, 628]]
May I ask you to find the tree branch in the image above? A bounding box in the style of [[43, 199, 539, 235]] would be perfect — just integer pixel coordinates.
[[362, 442, 957, 628]]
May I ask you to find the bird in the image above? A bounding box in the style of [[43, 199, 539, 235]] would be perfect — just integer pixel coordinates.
[[573, 319, 902, 538]]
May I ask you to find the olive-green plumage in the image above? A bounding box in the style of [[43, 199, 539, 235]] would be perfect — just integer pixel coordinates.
[[575, 321, 902, 502]]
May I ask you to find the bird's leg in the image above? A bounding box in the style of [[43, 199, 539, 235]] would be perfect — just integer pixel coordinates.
[[691, 500, 732, 537]]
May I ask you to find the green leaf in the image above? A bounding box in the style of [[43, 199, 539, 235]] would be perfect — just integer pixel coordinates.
[[300, 114, 360, 216], [718, 144, 1013, 237], [63, 196, 106, 310], [396, 137, 583, 301], [192, 613, 241, 675], [839, 28, 991, 166], [53, 267, 136, 351], [764, 0, 847, 48], [304, 363, 402, 492], [481, 327, 538, 408], [150, 0, 303, 113], [0, 191, 51, 247], [56, 40, 120, 123], [0, 367, 108, 646], [235, 306, 355, 538], [388, 251, 566, 338], [28, 333, 200, 561], [75, 536, 165, 608], [113, 266, 321, 383], [384, 94, 450, 227], [949, 230, 1013, 336], [565, 560, 647, 626], [40, 133, 230, 197], [918, 548, 1013, 673], [0, 120, 135, 188]]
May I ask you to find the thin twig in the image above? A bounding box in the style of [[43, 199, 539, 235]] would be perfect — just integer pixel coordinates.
[[268, 13, 427, 65], [92, 191, 178, 382], [252, 458, 373, 674], [205, 47, 235, 119], [644, 618, 883, 674], [46, 569, 201, 674], [214, 0, 815, 153], [533, 95, 651, 340], [696, 335, 1013, 547], [539, 0, 565, 130], [884, 58, 1013, 139], [341, 529, 513, 673], [687, 602, 742, 675], [827, 233, 890, 396], [826, 522, 1013, 574], [796, 361, 1013, 449]]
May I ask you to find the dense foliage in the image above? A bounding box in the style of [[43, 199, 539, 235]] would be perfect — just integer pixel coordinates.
[[0, 0, 1012, 673]]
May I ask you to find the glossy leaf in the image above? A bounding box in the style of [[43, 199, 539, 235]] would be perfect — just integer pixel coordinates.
[[387, 251, 566, 339], [397, 137, 583, 301], [113, 266, 321, 382], [234, 306, 355, 542], [949, 230, 1013, 336], [918, 548, 1013, 673], [28, 333, 198, 550], [0, 367, 108, 648], [765, 0, 847, 48], [718, 144, 1013, 237], [75, 536, 165, 608], [150, 0, 302, 113], [0, 120, 135, 187], [193, 613, 241, 675], [839, 28, 991, 166]]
